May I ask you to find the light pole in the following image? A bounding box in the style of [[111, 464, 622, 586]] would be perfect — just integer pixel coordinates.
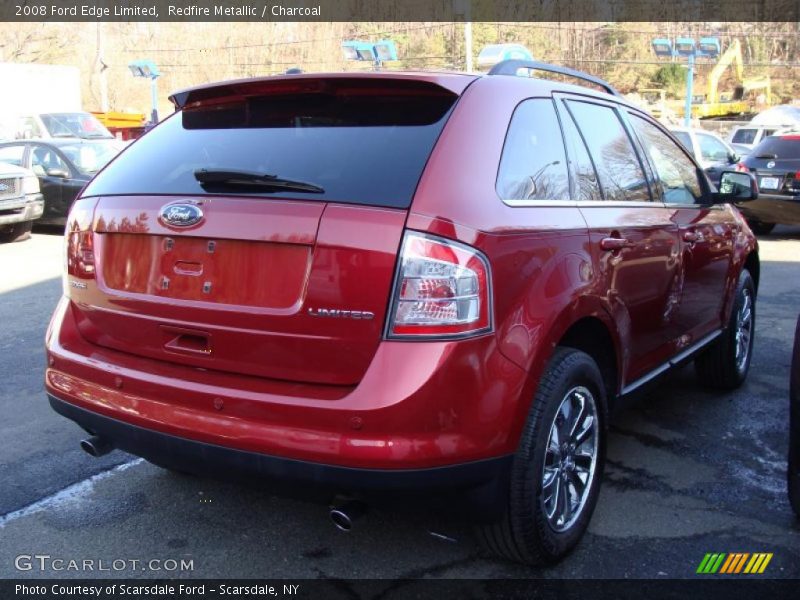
[[128, 60, 161, 124], [651, 36, 720, 127], [341, 40, 398, 70]]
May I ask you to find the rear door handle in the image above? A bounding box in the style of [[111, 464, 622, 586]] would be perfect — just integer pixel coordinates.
[[600, 237, 635, 251]]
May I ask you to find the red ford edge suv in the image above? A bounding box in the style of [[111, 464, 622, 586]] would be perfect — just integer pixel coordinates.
[[46, 61, 760, 564]]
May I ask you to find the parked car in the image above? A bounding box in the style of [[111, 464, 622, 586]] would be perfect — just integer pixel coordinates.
[[736, 134, 800, 234], [13, 112, 115, 140], [670, 127, 743, 187], [0, 139, 123, 226], [790, 315, 800, 518], [728, 125, 778, 149], [0, 161, 43, 242], [45, 62, 759, 565]]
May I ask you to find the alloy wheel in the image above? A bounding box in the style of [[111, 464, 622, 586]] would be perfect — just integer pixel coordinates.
[[541, 386, 599, 532]]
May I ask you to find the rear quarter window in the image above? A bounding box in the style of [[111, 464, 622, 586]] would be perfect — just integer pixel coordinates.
[[496, 98, 570, 202], [81, 80, 458, 209]]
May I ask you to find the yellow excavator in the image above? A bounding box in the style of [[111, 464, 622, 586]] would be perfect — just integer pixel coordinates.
[[669, 40, 772, 119]]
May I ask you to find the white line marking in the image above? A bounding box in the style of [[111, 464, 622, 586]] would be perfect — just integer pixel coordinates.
[[0, 459, 144, 528]]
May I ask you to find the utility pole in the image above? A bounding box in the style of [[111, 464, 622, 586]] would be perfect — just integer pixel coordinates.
[[464, 21, 473, 72], [453, 0, 472, 72], [95, 23, 109, 113], [683, 53, 694, 128]]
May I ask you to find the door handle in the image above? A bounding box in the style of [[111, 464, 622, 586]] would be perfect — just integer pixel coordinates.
[[600, 237, 634, 252], [682, 231, 699, 243]]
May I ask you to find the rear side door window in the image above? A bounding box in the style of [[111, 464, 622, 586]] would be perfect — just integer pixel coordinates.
[[30, 145, 70, 177], [629, 115, 703, 205], [558, 105, 602, 201], [496, 98, 570, 202], [565, 100, 650, 202]]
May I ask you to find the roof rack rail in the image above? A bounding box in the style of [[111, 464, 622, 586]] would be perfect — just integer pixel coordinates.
[[488, 60, 621, 97]]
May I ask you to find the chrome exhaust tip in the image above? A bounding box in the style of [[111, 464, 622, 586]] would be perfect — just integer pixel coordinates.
[[80, 435, 113, 457], [330, 499, 367, 532]]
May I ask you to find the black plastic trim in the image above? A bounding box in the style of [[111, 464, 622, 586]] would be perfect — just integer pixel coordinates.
[[49, 395, 512, 494]]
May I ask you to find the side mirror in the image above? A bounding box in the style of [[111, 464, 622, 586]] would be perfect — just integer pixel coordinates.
[[727, 151, 739, 163], [46, 167, 69, 179], [715, 171, 758, 203]]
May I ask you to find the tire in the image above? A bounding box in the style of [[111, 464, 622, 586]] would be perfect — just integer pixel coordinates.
[[0, 221, 33, 243], [476, 347, 607, 565], [695, 269, 755, 390], [748, 221, 775, 236]]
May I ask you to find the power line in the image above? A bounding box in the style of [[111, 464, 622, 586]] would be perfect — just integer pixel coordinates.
[[505, 22, 800, 39], [122, 23, 453, 53]]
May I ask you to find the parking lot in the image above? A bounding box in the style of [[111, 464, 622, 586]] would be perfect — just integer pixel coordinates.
[[1, 227, 799, 581]]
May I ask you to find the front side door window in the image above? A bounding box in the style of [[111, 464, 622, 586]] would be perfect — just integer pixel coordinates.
[[630, 116, 703, 205]]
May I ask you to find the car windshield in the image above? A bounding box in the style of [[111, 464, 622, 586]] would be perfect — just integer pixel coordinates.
[[59, 142, 122, 174], [40, 113, 113, 139]]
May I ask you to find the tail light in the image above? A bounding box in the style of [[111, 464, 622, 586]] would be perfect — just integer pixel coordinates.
[[66, 230, 95, 280], [386, 231, 492, 339], [735, 162, 749, 172]]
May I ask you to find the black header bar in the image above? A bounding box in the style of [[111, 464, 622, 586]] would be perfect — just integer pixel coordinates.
[[1, 0, 799, 22]]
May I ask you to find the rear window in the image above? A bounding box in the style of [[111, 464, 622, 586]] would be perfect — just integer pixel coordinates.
[[731, 128, 757, 144], [749, 136, 800, 159], [81, 80, 457, 209]]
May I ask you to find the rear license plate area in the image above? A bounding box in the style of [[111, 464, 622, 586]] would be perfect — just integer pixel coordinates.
[[99, 233, 311, 308], [759, 176, 781, 190]]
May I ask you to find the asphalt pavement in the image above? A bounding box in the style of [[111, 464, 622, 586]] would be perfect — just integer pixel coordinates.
[[0, 227, 798, 582]]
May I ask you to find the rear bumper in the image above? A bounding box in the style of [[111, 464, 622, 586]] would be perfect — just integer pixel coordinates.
[[50, 394, 512, 496], [46, 296, 528, 474], [0, 193, 43, 226]]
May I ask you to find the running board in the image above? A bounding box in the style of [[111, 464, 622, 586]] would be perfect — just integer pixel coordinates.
[[620, 330, 723, 397]]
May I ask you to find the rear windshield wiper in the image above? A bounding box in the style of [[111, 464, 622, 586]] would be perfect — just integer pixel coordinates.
[[194, 169, 324, 194], [755, 153, 778, 159]]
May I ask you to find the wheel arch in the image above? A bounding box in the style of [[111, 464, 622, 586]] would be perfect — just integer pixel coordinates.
[[506, 300, 624, 449], [744, 248, 760, 295], [558, 316, 620, 410]]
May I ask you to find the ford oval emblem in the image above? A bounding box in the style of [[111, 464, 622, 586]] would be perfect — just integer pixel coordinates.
[[0, 183, 8, 192], [160, 203, 203, 227], [766, 160, 776, 169]]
